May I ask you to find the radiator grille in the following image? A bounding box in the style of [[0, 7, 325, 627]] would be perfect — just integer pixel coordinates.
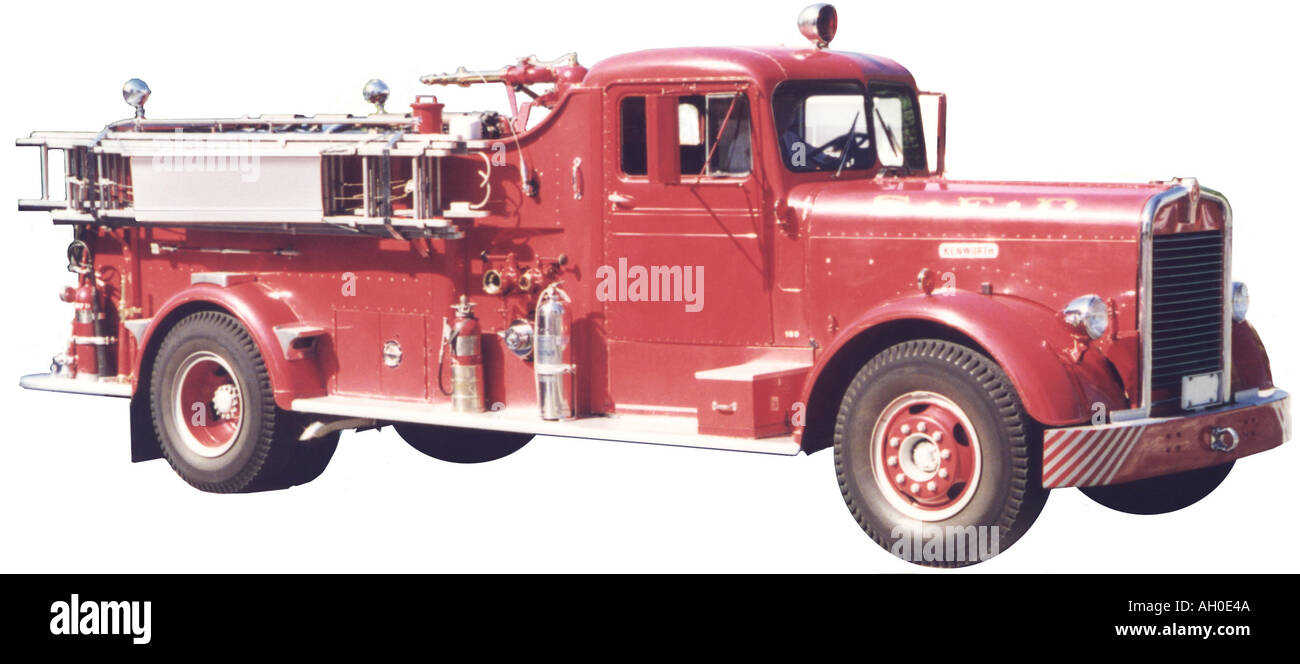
[[1149, 230, 1225, 399]]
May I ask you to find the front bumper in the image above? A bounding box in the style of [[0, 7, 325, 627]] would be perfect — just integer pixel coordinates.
[[1042, 389, 1289, 489]]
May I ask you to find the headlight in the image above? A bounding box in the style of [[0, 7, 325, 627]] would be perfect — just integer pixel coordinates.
[[1232, 281, 1249, 322], [1063, 295, 1109, 339]]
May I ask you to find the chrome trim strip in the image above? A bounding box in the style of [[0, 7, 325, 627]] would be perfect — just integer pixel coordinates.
[[123, 318, 152, 344], [289, 395, 801, 456], [1201, 187, 1234, 406], [1112, 184, 1189, 422], [1069, 389, 1286, 432], [272, 323, 326, 360], [19, 373, 132, 398], [300, 417, 377, 441], [190, 272, 254, 288]]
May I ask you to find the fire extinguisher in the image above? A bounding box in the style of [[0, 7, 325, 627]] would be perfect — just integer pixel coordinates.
[[440, 295, 484, 413], [61, 240, 112, 381]]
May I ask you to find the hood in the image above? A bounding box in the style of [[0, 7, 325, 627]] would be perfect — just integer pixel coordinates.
[[790, 178, 1189, 339], [792, 178, 1171, 240]]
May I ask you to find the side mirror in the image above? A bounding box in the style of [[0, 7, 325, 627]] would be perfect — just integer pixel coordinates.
[[918, 91, 947, 177]]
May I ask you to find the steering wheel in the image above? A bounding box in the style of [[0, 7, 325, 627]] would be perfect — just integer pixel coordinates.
[[805, 130, 870, 168]]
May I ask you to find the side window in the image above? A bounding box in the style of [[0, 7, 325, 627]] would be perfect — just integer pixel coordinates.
[[869, 86, 926, 171], [620, 96, 647, 176], [679, 93, 751, 177], [678, 103, 702, 146]]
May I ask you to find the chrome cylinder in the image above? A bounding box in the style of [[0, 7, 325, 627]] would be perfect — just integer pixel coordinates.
[[451, 361, 484, 412], [534, 283, 575, 421]]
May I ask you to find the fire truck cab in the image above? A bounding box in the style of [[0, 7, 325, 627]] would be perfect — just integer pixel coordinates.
[[16, 5, 1289, 566]]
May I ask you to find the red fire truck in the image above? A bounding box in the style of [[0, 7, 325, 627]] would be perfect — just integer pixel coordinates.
[[16, 5, 1289, 565]]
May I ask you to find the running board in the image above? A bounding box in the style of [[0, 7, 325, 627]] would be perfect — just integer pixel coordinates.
[[290, 395, 800, 456], [20, 373, 132, 398]]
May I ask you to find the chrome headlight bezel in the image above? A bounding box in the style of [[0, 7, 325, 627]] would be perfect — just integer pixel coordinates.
[[1063, 294, 1109, 339], [1232, 281, 1249, 322]]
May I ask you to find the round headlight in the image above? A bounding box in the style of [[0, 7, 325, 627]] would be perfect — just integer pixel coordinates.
[[1063, 295, 1109, 339], [1232, 281, 1249, 322]]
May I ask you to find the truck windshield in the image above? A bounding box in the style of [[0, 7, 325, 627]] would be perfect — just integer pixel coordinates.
[[772, 80, 926, 174]]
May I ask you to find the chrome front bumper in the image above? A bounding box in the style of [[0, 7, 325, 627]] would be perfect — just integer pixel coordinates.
[[1042, 388, 1289, 489]]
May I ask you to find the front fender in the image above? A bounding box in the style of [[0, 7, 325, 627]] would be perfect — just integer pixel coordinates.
[[135, 281, 326, 410], [1232, 319, 1275, 393], [803, 292, 1127, 433]]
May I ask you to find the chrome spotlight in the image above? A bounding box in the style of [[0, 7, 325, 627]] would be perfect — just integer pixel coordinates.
[[362, 79, 390, 113], [798, 4, 838, 49], [122, 78, 151, 119]]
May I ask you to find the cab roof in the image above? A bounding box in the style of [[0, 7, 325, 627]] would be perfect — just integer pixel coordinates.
[[580, 46, 917, 90]]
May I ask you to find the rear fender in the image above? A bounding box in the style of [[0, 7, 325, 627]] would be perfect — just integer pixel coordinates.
[[133, 281, 326, 410]]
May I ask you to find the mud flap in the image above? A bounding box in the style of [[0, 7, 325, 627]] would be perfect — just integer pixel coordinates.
[[130, 394, 163, 462]]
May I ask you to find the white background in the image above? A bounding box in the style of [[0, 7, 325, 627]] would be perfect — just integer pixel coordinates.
[[1, 0, 1296, 573]]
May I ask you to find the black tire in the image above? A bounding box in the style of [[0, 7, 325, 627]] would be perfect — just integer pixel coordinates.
[[1079, 461, 1233, 515], [150, 311, 300, 493], [394, 423, 532, 463], [833, 339, 1048, 567]]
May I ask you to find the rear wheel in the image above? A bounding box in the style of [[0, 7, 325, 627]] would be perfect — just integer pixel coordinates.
[[834, 339, 1048, 567], [394, 423, 532, 463], [150, 311, 308, 493], [1080, 461, 1234, 515]]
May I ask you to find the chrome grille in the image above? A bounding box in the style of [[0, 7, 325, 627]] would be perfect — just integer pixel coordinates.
[[1149, 229, 1225, 399]]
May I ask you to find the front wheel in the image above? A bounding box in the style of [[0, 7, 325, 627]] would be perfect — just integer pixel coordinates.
[[394, 423, 533, 463], [834, 340, 1048, 567], [1080, 461, 1234, 515]]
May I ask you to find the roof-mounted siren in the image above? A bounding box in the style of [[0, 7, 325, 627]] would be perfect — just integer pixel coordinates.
[[362, 78, 390, 114], [797, 3, 838, 49], [122, 78, 151, 119]]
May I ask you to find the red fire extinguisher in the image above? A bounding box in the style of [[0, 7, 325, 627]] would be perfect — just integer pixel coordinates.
[[60, 240, 111, 380], [442, 295, 484, 413]]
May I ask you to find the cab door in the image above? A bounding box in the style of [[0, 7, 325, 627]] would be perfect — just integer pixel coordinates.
[[601, 83, 772, 345]]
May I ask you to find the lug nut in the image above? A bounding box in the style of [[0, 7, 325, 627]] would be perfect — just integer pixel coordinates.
[[940, 449, 951, 460], [932, 431, 943, 442], [917, 422, 927, 432], [926, 481, 936, 492], [900, 424, 911, 434], [895, 473, 906, 484], [889, 437, 900, 448], [938, 468, 949, 479], [887, 456, 897, 467], [910, 482, 920, 493]]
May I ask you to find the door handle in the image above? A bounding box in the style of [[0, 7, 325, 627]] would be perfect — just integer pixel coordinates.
[[571, 158, 583, 201], [607, 192, 635, 209]]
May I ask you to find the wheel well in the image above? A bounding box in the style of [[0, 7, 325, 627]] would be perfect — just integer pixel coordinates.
[[129, 301, 233, 462], [800, 319, 993, 454]]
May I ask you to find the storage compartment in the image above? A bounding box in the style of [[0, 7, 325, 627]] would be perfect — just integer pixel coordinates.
[[694, 361, 810, 438]]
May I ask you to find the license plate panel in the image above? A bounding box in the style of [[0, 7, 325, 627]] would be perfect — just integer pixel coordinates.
[[1181, 371, 1223, 410]]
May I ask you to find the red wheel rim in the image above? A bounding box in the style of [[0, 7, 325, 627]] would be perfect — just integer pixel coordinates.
[[870, 391, 981, 521], [172, 351, 243, 458]]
